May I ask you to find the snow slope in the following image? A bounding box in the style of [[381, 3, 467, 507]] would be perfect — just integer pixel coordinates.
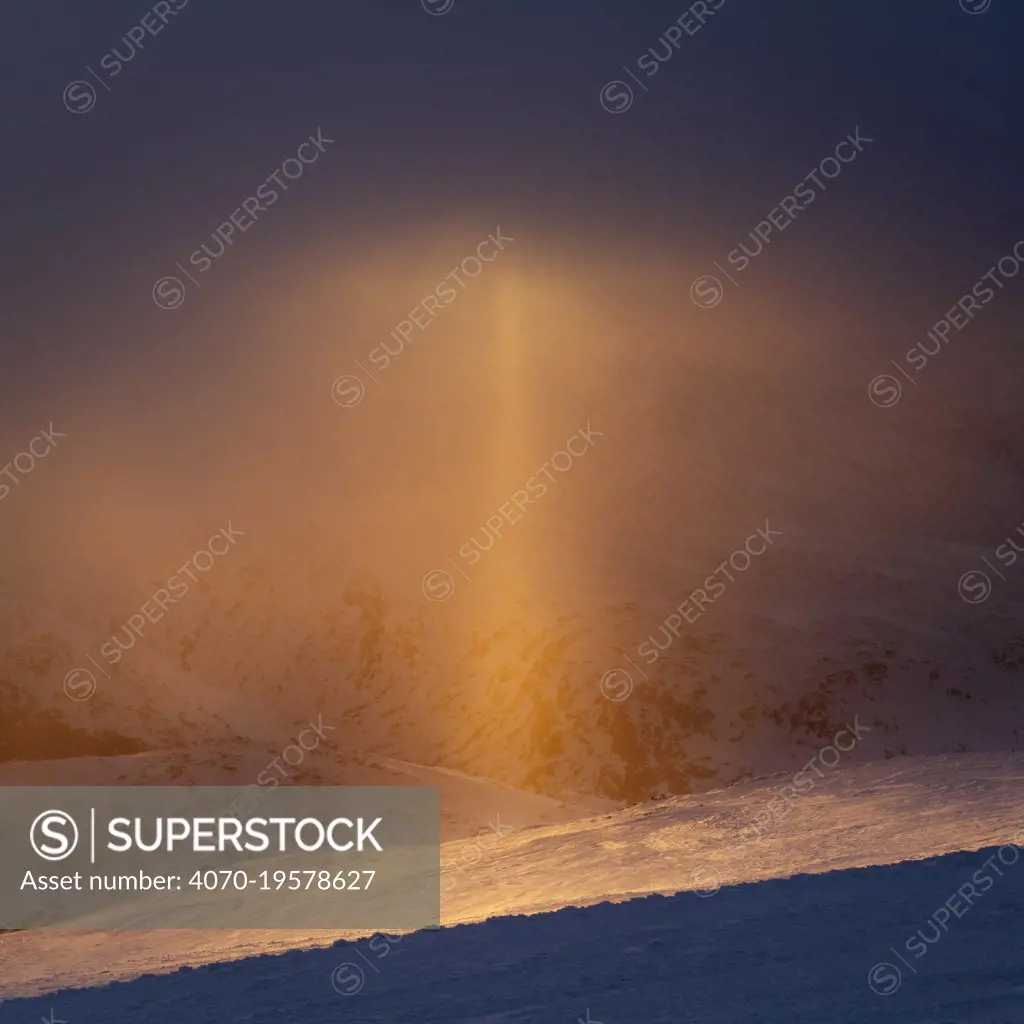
[[0, 748, 617, 843], [4, 521, 1024, 807], [2, 751, 1022, 1007], [8, 847, 1024, 1024]]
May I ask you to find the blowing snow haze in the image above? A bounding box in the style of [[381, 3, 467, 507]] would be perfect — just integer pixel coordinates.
[[2, 2, 1024, 1021], [1, 0, 1023, 802], [0, 0, 1020, 854]]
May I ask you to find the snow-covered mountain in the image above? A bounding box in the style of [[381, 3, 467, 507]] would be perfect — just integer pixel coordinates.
[[2, 236, 1023, 804], [2, 518, 1023, 805]]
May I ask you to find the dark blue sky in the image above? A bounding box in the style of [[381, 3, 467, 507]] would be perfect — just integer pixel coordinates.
[[1, 0, 1021, 417]]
